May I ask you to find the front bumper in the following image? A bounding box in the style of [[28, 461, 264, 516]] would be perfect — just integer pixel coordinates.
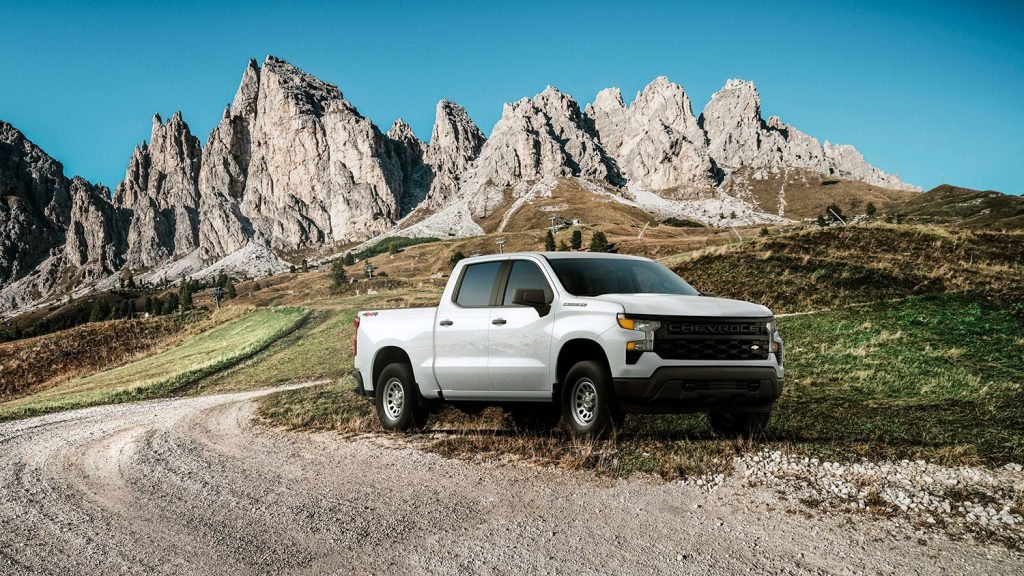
[[612, 366, 782, 413]]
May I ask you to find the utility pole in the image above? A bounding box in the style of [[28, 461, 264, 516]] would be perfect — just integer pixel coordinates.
[[213, 286, 223, 310], [495, 237, 506, 254], [548, 215, 560, 234]]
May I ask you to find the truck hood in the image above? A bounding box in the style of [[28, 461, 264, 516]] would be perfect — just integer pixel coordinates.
[[591, 293, 772, 318]]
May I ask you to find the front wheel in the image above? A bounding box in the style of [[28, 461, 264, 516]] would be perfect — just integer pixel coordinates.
[[561, 360, 617, 438], [708, 410, 771, 439], [375, 363, 428, 431]]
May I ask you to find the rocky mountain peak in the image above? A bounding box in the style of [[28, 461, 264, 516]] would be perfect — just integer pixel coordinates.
[[115, 111, 202, 269], [586, 76, 715, 196], [419, 99, 486, 209], [386, 118, 417, 143], [475, 86, 615, 190], [230, 59, 261, 118], [701, 78, 918, 191]]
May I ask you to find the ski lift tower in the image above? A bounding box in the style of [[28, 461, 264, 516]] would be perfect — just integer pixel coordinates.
[[548, 214, 560, 234], [495, 237, 506, 254], [364, 263, 376, 279]]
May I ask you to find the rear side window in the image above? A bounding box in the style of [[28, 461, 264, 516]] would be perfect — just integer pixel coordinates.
[[502, 260, 552, 305], [455, 262, 502, 307]]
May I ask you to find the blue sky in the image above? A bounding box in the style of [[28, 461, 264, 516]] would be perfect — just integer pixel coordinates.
[[1, 0, 1022, 194]]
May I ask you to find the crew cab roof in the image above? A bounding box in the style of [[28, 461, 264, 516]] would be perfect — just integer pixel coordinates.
[[459, 251, 648, 264]]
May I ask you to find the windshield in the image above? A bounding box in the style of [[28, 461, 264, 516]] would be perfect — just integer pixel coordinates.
[[546, 257, 700, 297]]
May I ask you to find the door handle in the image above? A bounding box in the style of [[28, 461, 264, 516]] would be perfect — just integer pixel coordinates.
[[491, 318, 507, 325], [439, 319, 454, 326]]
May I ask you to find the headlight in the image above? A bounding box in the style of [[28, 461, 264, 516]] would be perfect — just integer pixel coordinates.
[[617, 314, 661, 333], [768, 319, 783, 357], [618, 314, 660, 352]]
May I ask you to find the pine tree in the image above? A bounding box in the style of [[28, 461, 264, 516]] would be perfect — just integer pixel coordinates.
[[225, 280, 237, 299], [760, 226, 770, 237], [162, 293, 180, 315], [343, 252, 355, 266], [290, 264, 297, 273], [544, 229, 556, 251], [816, 215, 827, 227], [865, 202, 877, 217], [301, 259, 309, 273], [570, 229, 582, 250], [331, 261, 348, 290], [590, 231, 610, 253], [89, 301, 109, 322]]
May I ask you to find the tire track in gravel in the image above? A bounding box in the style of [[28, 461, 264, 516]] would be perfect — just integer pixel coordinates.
[[0, 385, 1019, 575]]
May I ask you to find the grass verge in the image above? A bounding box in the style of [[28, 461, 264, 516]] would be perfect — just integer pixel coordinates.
[[0, 307, 309, 421]]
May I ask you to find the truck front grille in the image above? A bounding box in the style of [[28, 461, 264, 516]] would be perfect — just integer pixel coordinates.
[[652, 317, 771, 361]]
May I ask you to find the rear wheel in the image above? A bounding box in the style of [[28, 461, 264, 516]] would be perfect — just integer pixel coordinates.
[[375, 363, 429, 431], [708, 410, 771, 439], [561, 360, 617, 438]]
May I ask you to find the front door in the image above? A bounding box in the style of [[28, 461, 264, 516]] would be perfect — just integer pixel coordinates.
[[487, 259, 555, 395]]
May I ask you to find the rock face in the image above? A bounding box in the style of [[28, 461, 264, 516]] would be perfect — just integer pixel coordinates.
[[232, 56, 406, 253], [586, 77, 716, 197], [420, 100, 485, 210], [700, 79, 918, 191], [114, 112, 202, 269], [64, 177, 127, 280], [0, 121, 71, 284], [465, 87, 619, 218], [0, 122, 128, 311], [385, 119, 430, 217]]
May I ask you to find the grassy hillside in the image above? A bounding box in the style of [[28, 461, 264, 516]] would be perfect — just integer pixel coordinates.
[[720, 167, 917, 220], [671, 224, 1024, 314], [0, 312, 206, 402], [892, 184, 1024, 229], [0, 307, 309, 421]]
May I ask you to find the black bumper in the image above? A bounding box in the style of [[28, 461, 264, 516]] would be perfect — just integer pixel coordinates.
[[613, 366, 782, 413]]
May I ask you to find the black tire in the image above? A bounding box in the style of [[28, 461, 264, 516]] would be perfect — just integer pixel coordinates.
[[508, 403, 561, 434], [561, 360, 617, 438], [375, 363, 429, 431], [708, 410, 771, 439]]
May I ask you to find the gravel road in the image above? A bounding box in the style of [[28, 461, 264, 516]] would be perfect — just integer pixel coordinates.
[[1, 386, 1019, 575]]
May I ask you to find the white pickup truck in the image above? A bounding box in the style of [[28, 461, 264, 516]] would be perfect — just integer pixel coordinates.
[[353, 252, 783, 437]]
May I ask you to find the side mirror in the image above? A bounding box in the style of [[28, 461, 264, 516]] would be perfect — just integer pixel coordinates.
[[512, 288, 551, 317]]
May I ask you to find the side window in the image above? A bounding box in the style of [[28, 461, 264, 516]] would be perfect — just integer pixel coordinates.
[[502, 261, 553, 305], [455, 262, 502, 307]]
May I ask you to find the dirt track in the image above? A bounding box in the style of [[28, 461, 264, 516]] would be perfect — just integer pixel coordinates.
[[0, 386, 1018, 575]]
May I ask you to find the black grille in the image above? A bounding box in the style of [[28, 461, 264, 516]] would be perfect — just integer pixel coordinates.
[[652, 317, 771, 361]]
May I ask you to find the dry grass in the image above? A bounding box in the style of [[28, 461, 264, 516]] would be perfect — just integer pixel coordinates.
[[0, 312, 207, 401], [0, 307, 309, 421]]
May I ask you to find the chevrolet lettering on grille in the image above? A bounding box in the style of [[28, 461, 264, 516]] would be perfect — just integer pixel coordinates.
[[671, 323, 761, 335]]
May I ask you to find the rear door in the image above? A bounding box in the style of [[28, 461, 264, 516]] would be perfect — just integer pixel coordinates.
[[432, 260, 503, 396], [487, 259, 556, 396]]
